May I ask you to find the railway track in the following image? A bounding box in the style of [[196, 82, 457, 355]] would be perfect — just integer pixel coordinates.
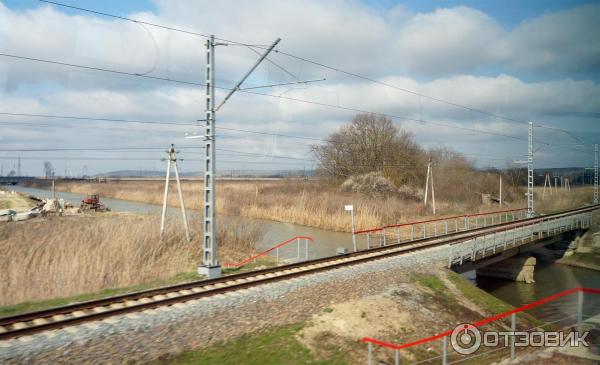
[[1, 204, 597, 341]]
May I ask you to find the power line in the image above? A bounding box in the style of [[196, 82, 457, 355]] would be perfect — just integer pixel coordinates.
[[0, 112, 198, 126], [0, 146, 557, 165], [0, 146, 315, 161], [0, 112, 321, 142], [0, 52, 532, 141], [5, 51, 594, 150], [0, 114, 583, 163], [35, 0, 596, 145], [0, 156, 311, 165], [36, 0, 214, 38], [0, 52, 205, 87]]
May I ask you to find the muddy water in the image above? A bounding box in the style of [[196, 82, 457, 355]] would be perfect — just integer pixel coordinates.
[[7, 185, 353, 260], [464, 255, 600, 323]]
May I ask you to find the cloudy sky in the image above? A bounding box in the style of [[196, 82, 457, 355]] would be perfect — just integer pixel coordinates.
[[0, 0, 599, 176]]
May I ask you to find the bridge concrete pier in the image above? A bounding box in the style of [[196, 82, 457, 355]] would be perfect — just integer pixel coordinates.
[[536, 229, 587, 260], [451, 226, 590, 282], [476, 255, 536, 283]]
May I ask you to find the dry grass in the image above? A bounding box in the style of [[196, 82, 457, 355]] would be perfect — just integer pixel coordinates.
[[24, 179, 595, 233], [0, 191, 37, 211], [0, 215, 262, 306], [535, 186, 595, 213], [24, 179, 519, 232]]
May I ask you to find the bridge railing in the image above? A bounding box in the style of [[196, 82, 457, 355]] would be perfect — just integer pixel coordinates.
[[447, 211, 593, 267], [361, 287, 600, 365], [354, 208, 527, 250], [223, 236, 314, 268]]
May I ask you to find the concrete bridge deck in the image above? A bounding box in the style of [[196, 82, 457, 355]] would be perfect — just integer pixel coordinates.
[[447, 209, 595, 278]]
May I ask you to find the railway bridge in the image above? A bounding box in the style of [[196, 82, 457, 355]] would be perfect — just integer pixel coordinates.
[[354, 206, 595, 282], [0, 204, 597, 343], [446, 208, 592, 281]]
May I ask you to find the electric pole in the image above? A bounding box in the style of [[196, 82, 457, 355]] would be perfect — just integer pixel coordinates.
[[198, 35, 220, 278], [542, 173, 552, 198], [424, 157, 436, 215], [160, 144, 191, 242], [527, 122, 534, 218], [594, 143, 598, 204], [499, 174, 502, 206], [197, 35, 283, 279], [17, 157, 21, 177]]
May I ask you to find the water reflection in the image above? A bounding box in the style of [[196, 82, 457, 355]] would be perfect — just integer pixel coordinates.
[[466, 259, 600, 322]]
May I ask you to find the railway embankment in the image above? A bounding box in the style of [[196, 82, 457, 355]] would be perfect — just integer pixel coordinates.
[[1, 240, 583, 365]]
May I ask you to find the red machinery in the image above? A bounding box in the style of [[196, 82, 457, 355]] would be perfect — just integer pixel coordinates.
[[81, 194, 109, 211]]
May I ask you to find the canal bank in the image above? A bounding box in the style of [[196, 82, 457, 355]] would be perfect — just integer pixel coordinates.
[[5, 185, 354, 260]]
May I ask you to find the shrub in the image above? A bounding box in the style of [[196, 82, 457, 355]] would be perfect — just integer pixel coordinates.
[[340, 172, 396, 197]]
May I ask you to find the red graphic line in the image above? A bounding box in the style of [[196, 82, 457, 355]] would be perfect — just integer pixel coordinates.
[[355, 208, 527, 234], [223, 236, 314, 268], [361, 287, 600, 350]]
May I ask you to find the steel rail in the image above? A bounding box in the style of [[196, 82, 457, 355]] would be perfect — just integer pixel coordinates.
[[0, 204, 597, 340]]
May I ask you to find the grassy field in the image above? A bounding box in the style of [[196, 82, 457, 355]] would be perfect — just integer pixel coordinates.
[[0, 214, 263, 306], [25, 179, 596, 233], [0, 190, 37, 210], [27, 179, 586, 232], [152, 324, 347, 365], [534, 185, 595, 213]]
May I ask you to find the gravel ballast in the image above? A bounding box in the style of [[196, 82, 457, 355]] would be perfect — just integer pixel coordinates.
[[0, 243, 454, 364]]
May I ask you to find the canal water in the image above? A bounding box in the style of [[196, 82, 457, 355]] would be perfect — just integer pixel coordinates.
[[5, 185, 353, 260], [464, 253, 600, 324], [6, 185, 599, 323]]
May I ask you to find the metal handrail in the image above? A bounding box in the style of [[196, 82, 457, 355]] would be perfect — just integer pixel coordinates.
[[361, 287, 600, 364], [223, 236, 314, 268], [355, 207, 527, 235]]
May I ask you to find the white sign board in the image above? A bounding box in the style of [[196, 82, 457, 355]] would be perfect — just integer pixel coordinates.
[[344, 205, 353, 211]]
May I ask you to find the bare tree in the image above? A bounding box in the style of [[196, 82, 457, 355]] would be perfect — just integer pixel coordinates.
[[44, 161, 55, 178], [312, 113, 423, 185]]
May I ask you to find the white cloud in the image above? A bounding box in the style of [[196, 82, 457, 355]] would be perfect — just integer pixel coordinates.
[[500, 4, 600, 72], [0, 1, 598, 174]]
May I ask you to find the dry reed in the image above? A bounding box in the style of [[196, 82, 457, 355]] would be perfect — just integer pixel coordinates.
[[25, 179, 526, 232], [0, 215, 262, 306], [25, 179, 594, 233]]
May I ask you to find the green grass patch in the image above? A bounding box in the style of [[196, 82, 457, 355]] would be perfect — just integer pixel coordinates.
[[0, 272, 199, 318], [412, 273, 456, 305], [151, 323, 348, 365], [446, 271, 512, 315], [446, 271, 544, 328]]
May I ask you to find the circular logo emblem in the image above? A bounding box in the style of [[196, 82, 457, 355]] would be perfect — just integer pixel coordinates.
[[450, 323, 482, 355]]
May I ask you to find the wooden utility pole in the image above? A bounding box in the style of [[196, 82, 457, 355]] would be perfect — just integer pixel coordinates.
[[499, 175, 503, 206], [424, 157, 436, 214], [542, 173, 553, 198], [160, 144, 190, 242]]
